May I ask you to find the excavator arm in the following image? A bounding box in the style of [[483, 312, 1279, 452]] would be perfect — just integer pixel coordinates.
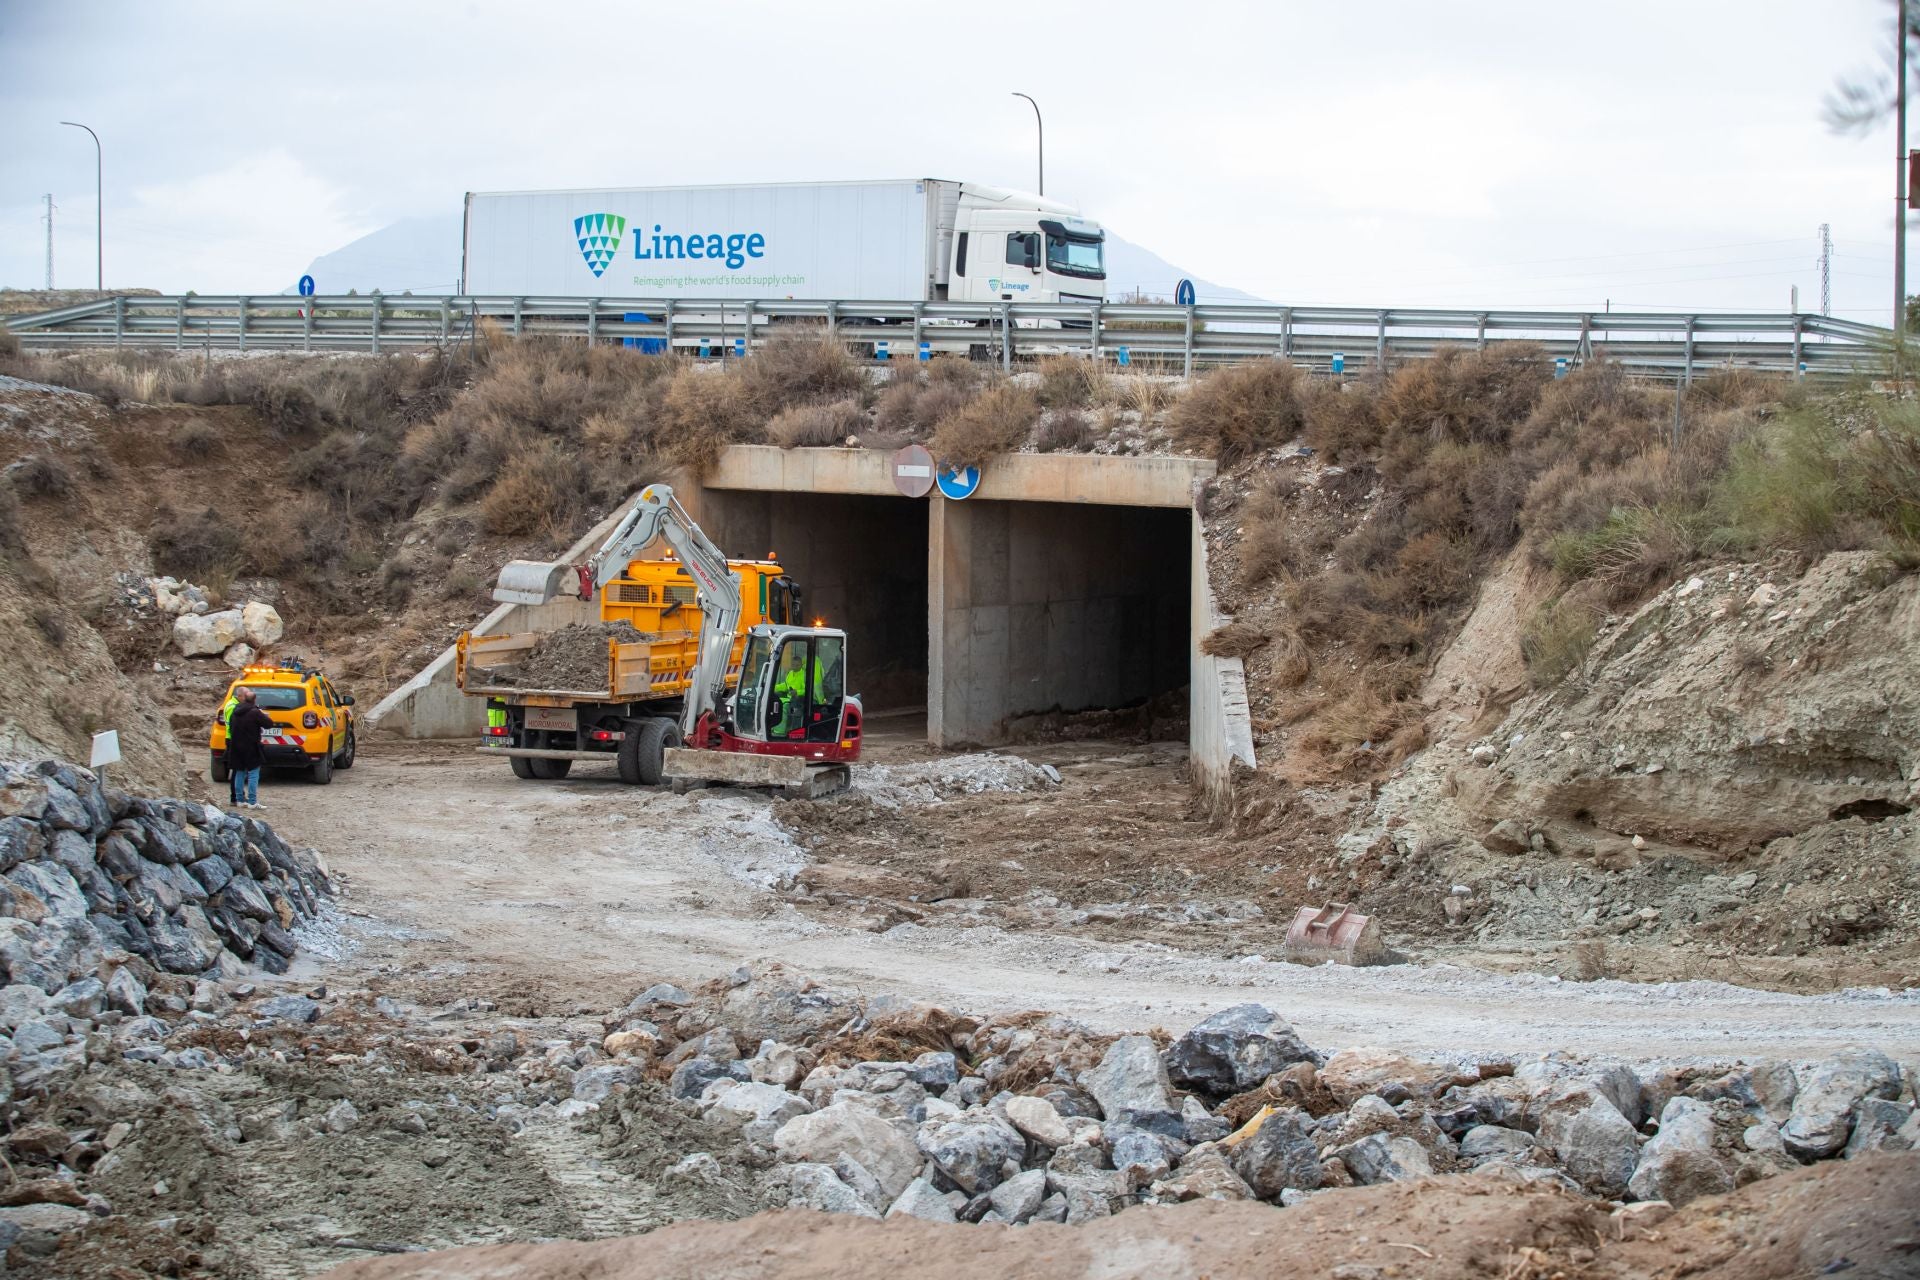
[[493, 485, 741, 736]]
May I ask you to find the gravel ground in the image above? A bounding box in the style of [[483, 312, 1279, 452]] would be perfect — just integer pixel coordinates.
[[244, 740, 1920, 1062]]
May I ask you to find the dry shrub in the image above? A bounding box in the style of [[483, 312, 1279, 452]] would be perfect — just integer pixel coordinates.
[[1117, 374, 1175, 425], [1293, 678, 1423, 759], [1269, 627, 1310, 687], [1035, 409, 1093, 453], [1237, 517, 1300, 589], [1389, 530, 1476, 608], [1200, 621, 1269, 659], [9, 455, 71, 499], [739, 336, 863, 409], [1303, 379, 1384, 462], [659, 368, 761, 476], [1169, 360, 1308, 464], [767, 399, 867, 449], [928, 383, 1039, 468], [1377, 343, 1552, 447], [925, 356, 984, 389], [1520, 593, 1603, 687], [169, 419, 225, 464], [30, 605, 65, 648], [1571, 939, 1615, 981], [0, 326, 18, 359], [480, 441, 591, 536], [1036, 355, 1103, 408]]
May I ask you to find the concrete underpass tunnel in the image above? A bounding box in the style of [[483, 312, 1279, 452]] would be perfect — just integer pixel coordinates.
[[692, 456, 1198, 749]]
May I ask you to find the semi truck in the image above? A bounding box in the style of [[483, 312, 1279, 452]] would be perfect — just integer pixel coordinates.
[[460, 179, 1107, 307]]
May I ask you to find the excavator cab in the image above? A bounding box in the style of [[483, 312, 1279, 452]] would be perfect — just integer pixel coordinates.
[[732, 627, 848, 746]]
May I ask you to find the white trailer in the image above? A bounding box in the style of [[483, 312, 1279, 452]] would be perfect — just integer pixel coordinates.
[[460, 179, 1106, 307]]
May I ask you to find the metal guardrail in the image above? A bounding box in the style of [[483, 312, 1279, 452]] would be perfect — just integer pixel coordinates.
[[2, 293, 1891, 381]]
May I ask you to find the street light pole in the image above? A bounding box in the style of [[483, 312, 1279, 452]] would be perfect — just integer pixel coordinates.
[[59, 121, 102, 293], [1011, 92, 1043, 196], [1898, 0, 1909, 337]]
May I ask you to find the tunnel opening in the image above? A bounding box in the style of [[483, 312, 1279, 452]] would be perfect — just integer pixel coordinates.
[[696, 487, 1193, 747], [697, 490, 931, 714]]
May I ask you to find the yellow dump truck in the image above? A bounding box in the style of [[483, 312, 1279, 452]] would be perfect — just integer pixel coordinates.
[[456, 555, 801, 783]]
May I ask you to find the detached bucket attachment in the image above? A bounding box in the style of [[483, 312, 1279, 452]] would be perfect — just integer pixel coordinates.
[[1284, 903, 1386, 966], [493, 560, 574, 605]]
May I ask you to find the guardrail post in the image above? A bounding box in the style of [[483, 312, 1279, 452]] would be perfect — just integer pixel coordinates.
[[1682, 315, 1696, 386], [304, 297, 315, 352], [825, 300, 836, 339], [911, 302, 924, 356], [369, 292, 382, 354], [114, 296, 126, 349], [1577, 314, 1592, 364], [1089, 303, 1102, 362], [1476, 313, 1488, 350], [512, 297, 524, 338], [175, 297, 186, 351], [1001, 304, 1013, 372], [1183, 305, 1195, 379], [1280, 307, 1292, 359], [236, 297, 249, 352], [439, 299, 451, 344], [1791, 313, 1804, 378], [663, 299, 675, 350], [586, 297, 598, 345], [744, 300, 756, 354], [1375, 310, 1387, 370]]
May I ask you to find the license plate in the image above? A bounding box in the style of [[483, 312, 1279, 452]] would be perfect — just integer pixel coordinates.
[[525, 707, 575, 732]]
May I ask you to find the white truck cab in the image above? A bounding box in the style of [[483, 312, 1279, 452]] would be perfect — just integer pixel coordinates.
[[943, 183, 1106, 306]]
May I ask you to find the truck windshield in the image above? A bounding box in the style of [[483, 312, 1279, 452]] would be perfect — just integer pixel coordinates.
[[1046, 234, 1105, 279]]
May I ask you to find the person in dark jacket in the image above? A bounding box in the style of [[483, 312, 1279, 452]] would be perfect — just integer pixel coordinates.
[[224, 687, 275, 809]]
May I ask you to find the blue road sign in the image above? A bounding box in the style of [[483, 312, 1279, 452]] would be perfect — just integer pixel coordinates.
[[297, 275, 315, 297], [1175, 278, 1196, 307], [936, 463, 981, 500], [1331, 351, 1345, 375], [876, 340, 890, 360]]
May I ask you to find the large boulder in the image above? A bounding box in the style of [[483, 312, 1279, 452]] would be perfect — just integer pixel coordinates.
[[1081, 1035, 1174, 1124], [1783, 1051, 1904, 1159], [1537, 1083, 1641, 1198], [1164, 1004, 1317, 1097], [1228, 1107, 1323, 1200], [915, 1112, 1025, 1194], [1337, 1132, 1435, 1185], [1005, 1094, 1071, 1148], [1628, 1097, 1734, 1206], [774, 1102, 922, 1200], [781, 1163, 881, 1218], [1319, 1047, 1456, 1104], [173, 610, 246, 658], [702, 1080, 812, 1131], [241, 601, 284, 648], [1843, 1100, 1919, 1157]]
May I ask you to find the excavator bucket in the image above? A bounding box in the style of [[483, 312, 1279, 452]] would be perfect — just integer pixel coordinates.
[[492, 560, 573, 606], [1283, 903, 1386, 967]]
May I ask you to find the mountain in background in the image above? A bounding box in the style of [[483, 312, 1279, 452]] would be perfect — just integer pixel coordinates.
[[294, 215, 1260, 304]]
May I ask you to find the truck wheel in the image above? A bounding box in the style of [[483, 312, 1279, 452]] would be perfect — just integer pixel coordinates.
[[618, 718, 680, 786], [335, 726, 356, 770], [310, 751, 334, 785], [531, 758, 573, 780], [209, 752, 230, 784], [510, 755, 538, 780]]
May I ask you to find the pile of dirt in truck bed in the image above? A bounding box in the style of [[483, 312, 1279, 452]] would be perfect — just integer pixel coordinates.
[[479, 622, 655, 693]]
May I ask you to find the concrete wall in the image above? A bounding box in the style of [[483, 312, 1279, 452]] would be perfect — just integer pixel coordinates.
[[707, 445, 1211, 508], [1187, 507, 1257, 813], [928, 498, 1188, 747]]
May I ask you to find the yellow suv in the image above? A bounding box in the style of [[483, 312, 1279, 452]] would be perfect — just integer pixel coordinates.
[[209, 660, 358, 785]]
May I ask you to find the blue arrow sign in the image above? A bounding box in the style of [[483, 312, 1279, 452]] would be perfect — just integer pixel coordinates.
[[1175, 278, 1196, 307], [936, 464, 981, 500], [298, 275, 316, 297]]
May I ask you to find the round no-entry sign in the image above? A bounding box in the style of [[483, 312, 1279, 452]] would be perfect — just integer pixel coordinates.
[[891, 444, 935, 498]]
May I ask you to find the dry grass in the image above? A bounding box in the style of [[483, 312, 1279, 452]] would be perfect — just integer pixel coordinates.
[[928, 383, 1039, 468], [767, 399, 866, 449], [9, 455, 72, 499], [479, 441, 590, 537], [1035, 409, 1093, 453], [1200, 620, 1269, 659], [1169, 360, 1308, 464], [1520, 594, 1603, 687], [1036, 355, 1104, 409]]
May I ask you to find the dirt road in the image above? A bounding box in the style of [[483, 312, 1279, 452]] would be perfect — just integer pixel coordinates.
[[253, 739, 1920, 1062]]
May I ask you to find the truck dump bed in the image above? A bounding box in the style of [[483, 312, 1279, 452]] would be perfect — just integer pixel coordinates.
[[455, 628, 737, 703]]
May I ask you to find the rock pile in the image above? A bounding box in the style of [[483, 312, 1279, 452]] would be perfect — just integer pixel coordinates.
[[0, 756, 332, 1009], [132, 575, 286, 667], [573, 965, 1917, 1226]]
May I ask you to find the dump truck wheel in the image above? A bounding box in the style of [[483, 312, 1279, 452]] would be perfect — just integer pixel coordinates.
[[531, 757, 572, 780], [619, 718, 679, 786], [209, 752, 230, 784], [510, 755, 538, 780], [336, 726, 356, 770], [310, 751, 334, 785]]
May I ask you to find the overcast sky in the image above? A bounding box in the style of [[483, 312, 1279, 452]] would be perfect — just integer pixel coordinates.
[[0, 0, 1911, 318]]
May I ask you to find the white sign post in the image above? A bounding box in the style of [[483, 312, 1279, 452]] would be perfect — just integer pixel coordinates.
[[89, 729, 121, 784]]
